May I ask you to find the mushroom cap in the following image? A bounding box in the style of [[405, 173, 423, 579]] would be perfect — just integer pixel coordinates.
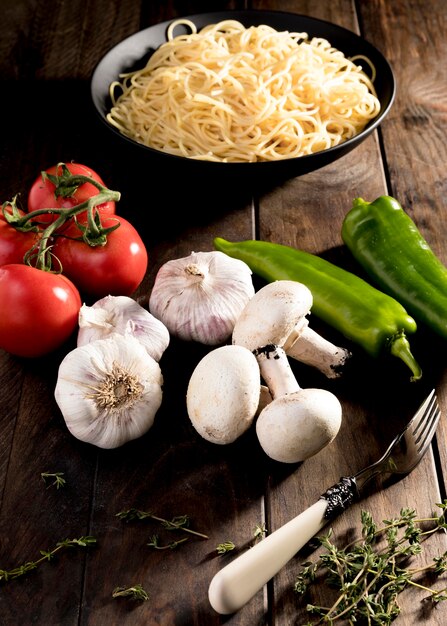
[[256, 388, 342, 463], [232, 280, 313, 351], [186, 345, 261, 444]]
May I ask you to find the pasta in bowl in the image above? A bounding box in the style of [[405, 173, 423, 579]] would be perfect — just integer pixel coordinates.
[[91, 11, 395, 178]]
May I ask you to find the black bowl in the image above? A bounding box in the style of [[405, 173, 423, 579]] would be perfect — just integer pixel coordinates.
[[91, 10, 395, 182]]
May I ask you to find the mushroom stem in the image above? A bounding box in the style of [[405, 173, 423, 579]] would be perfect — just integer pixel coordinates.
[[256, 385, 272, 416], [284, 322, 351, 378], [253, 345, 300, 398], [232, 280, 351, 379]]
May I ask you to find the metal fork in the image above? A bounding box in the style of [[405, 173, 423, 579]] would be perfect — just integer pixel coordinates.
[[208, 389, 441, 615]]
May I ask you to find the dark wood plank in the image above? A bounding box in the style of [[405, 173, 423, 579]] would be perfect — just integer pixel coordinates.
[[0, 355, 25, 510]]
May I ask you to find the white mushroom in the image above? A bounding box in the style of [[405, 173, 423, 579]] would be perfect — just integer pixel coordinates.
[[257, 384, 273, 415], [186, 345, 261, 444], [233, 280, 351, 378], [233, 305, 342, 463], [256, 378, 342, 463], [257, 346, 342, 463]]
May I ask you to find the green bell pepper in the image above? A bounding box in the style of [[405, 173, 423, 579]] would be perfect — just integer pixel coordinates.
[[342, 195, 447, 341], [214, 237, 422, 381]]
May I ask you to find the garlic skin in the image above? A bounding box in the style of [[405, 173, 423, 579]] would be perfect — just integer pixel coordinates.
[[77, 295, 169, 362], [148, 251, 255, 345], [55, 334, 163, 449]]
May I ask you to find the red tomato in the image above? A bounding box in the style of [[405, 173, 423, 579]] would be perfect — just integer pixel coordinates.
[[27, 162, 116, 226], [52, 215, 148, 298], [0, 205, 40, 266], [0, 264, 81, 357]]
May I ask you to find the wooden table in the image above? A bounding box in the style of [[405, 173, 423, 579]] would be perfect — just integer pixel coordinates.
[[1, 1, 447, 624]]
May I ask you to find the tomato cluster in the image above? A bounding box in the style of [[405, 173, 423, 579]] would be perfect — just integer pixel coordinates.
[[0, 162, 148, 357], [27, 162, 117, 226]]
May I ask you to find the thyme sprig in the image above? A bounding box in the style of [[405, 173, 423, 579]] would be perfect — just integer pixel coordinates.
[[112, 583, 149, 601], [146, 534, 189, 550], [216, 522, 267, 555], [116, 508, 208, 539], [41, 471, 66, 489], [216, 541, 236, 555], [253, 523, 267, 541], [294, 501, 447, 624], [0, 536, 96, 584]]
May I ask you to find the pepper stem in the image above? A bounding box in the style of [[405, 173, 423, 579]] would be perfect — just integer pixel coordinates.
[[389, 332, 422, 382]]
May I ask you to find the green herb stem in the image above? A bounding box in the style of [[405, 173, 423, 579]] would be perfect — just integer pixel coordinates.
[[116, 508, 209, 539], [216, 541, 236, 555], [0, 536, 96, 584], [295, 502, 447, 624], [147, 535, 189, 550], [112, 583, 149, 601], [41, 471, 66, 489]]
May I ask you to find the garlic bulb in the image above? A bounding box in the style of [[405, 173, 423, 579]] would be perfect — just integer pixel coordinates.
[[148, 251, 255, 345], [55, 334, 163, 449], [77, 295, 169, 362]]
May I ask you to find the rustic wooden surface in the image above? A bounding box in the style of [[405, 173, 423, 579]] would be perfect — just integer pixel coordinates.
[[1, 1, 447, 624]]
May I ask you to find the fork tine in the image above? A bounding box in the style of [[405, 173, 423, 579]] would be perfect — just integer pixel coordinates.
[[411, 389, 441, 455], [418, 404, 441, 450], [412, 390, 436, 438], [411, 389, 436, 434]]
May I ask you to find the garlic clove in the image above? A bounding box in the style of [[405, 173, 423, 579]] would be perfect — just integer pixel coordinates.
[[148, 251, 255, 345], [55, 334, 163, 449], [77, 295, 170, 362]]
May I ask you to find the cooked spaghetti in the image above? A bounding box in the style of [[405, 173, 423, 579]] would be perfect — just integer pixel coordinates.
[[107, 19, 381, 162]]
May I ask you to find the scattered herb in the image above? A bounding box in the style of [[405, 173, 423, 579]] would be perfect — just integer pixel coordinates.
[[0, 536, 96, 584], [112, 583, 149, 601], [147, 534, 189, 550], [216, 541, 236, 555], [253, 523, 267, 541], [116, 508, 208, 539], [216, 522, 266, 555], [294, 502, 447, 624], [41, 471, 66, 489]]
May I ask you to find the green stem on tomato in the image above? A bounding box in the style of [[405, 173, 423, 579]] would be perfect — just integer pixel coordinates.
[[2, 196, 41, 232], [15, 184, 121, 271]]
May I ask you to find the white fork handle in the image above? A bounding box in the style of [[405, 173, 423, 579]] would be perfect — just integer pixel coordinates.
[[208, 498, 329, 615]]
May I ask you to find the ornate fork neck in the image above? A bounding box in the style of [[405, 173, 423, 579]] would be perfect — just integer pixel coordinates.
[[320, 389, 440, 522], [320, 458, 398, 522], [320, 476, 358, 520]]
